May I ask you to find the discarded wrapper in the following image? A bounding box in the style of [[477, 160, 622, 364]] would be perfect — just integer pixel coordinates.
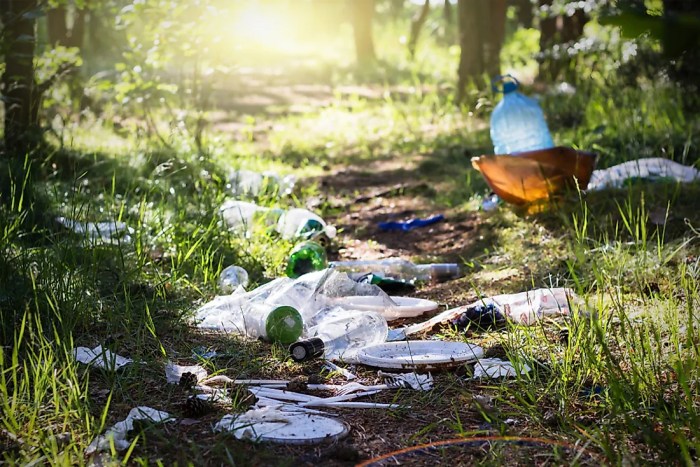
[[472, 358, 531, 379], [73, 345, 132, 371], [86, 406, 173, 454]]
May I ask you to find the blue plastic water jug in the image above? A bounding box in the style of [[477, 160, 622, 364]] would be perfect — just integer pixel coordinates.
[[490, 75, 554, 155]]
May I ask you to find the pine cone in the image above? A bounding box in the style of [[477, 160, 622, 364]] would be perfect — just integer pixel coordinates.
[[182, 395, 214, 418], [286, 376, 308, 392], [179, 372, 198, 390]]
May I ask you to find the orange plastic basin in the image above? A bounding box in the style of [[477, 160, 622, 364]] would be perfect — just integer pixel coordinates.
[[471, 146, 597, 205]]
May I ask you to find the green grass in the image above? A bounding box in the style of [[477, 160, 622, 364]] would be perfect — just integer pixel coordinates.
[[2, 14, 700, 465]]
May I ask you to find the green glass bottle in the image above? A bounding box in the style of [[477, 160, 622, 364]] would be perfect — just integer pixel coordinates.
[[286, 241, 327, 278]]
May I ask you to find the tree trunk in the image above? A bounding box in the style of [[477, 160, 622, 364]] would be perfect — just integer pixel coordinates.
[[509, 0, 533, 28], [408, 0, 430, 58], [47, 5, 85, 48], [484, 0, 506, 78], [444, 0, 453, 25], [1, 0, 39, 156], [389, 0, 404, 18], [456, 0, 484, 102], [351, 0, 377, 66], [47, 5, 68, 45], [538, 0, 588, 81]]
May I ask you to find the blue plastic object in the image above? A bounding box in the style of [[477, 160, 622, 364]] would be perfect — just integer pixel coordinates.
[[490, 75, 554, 155], [378, 214, 444, 232]]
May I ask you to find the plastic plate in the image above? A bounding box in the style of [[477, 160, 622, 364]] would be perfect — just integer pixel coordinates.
[[356, 341, 484, 371], [240, 413, 349, 445]]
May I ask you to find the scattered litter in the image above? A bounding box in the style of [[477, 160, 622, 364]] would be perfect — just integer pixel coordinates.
[[289, 308, 388, 363], [220, 200, 336, 242], [192, 346, 218, 360], [352, 272, 416, 295], [323, 361, 357, 380], [165, 362, 208, 384], [330, 259, 462, 283], [332, 296, 437, 321], [587, 158, 700, 191], [388, 288, 576, 340], [472, 358, 531, 379], [481, 193, 501, 212], [471, 147, 597, 205], [86, 407, 173, 454], [286, 240, 328, 278], [215, 407, 348, 444], [378, 371, 434, 391], [195, 269, 404, 344], [73, 345, 132, 370], [56, 217, 133, 244], [378, 214, 444, 232], [356, 341, 483, 371], [219, 265, 249, 292], [228, 169, 296, 198], [490, 74, 554, 154]]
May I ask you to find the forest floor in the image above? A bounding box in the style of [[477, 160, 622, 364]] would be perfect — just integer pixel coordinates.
[[2, 70, 700, 466]]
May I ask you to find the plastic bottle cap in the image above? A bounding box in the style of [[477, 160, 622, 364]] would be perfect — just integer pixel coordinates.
[[289, 337, 325, 362], [265, 306, 304, 345]]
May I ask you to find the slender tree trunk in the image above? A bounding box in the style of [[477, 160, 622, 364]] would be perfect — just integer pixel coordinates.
[[456, 0, 484, 102], [351, 0, 377, 66], [510, 0, 533, 27], [47, 6, 69, 45], [538, 0, 588, 81], [48, 5, 85, 48], [408, 0, 430, 58], [444, 0, 453, 25], [67, 8, 85, 48], [389, 0, 404, 18], [1, 0, 39, 156], [484, 0, 506, 78]]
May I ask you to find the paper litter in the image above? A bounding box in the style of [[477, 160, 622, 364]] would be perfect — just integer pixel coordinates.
[[86, 406, 173, 454], [73, 345, 132, 370]]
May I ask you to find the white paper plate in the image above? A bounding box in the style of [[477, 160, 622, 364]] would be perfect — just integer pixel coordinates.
[[356, 341, 484, 370], [237, 413, 349, 445], [335, 296, 438, 321]]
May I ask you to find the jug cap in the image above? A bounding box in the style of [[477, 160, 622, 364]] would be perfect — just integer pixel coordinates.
[[492, 74, 519, 94]]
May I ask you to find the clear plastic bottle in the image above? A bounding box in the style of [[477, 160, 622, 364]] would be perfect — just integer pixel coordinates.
[[289, 308, 388, 362], [242, 303, 304, 344], [229, 169, 296, 197], [194, 280, 303, 344], [218, 265, 250, 292], [277, 208, 337, 241], [220, 200, 283, 235], [220, 201, 335, 242], [490, 75, 555, 155], [329, 259, 461, 283]]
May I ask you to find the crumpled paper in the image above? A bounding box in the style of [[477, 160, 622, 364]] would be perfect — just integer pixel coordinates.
[[73, 346, 132, 370], [213, 407, 290, 441], [378, 371, 433, 390], [56, 217, 133, 244], [164, 362, 208, 384], [472, 358, 531, 379], [86, 406, 172, 454]]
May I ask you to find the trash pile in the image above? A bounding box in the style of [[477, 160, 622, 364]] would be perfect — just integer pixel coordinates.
[[76, 260, 574, 451], [68, 77, 696, 458]]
